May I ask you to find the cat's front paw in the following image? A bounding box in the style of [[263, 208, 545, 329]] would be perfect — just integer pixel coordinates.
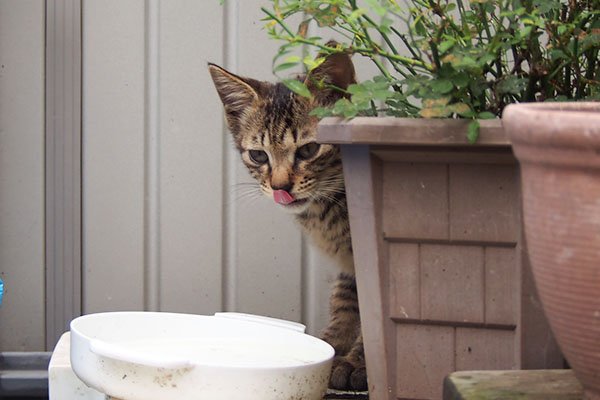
[[329, 356, 368, 391]]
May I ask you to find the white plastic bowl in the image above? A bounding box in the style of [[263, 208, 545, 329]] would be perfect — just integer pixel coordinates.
[[70, 312, 333, 400]]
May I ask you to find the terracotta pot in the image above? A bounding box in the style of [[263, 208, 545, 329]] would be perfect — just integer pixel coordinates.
[[503, 102, 600, 400]]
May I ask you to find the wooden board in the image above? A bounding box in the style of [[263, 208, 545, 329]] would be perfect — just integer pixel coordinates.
[[443, 370, 583, 400]]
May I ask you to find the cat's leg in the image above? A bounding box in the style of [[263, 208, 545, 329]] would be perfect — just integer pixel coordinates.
[[330, 333, 367, 391], [321, 273, 366, 390], [321, 273, 360, 355]]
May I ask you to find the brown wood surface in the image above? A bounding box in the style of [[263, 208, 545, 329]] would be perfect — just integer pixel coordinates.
[[382, 163, 449, 240], [318, 117, 506, 146], [443, 370, 583, 400], [420, 244, 485, 323], [485, 247, 518, 326], [454, 328, 516, 371], [340, 144, 392, 400], [396, 324, 455, 399], [449, 164, 520, 243]]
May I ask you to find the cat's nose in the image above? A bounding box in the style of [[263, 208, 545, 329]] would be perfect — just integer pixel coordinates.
[[271, 182, 293, 193]]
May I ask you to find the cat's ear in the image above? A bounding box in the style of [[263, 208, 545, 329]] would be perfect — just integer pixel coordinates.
[[208, 63, 265, 131], [304, 43, 356, 106]]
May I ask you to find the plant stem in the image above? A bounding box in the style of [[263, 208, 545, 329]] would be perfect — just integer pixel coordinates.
[[352, 46, 434, 71], [390, 26, 421, 60], [429, 39, 442, 71], [262, 7, 296, 38], [361, 14, 400, 55]]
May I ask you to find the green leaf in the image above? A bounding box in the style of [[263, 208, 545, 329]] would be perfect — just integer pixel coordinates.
[[496, 75, 528, 95], [549, 49, 568, 61], [348, 8, 367, 22], [347, 84, 366, 95], [467, 120, 480, 144], [454, 56, 478, 69], [420, 97, 452, 118], [519, 25, 533, 39], [309, 107, 333, 118], [557, 24, 569, 36], [282, 79, 312, 98], [448, 103, 474, 117], [373, 89, 394, 100], [430, 79, 454, 94], [303, 55, 325, 71], [533, 0, 562, 14], [413, 18, 427, 35], [438, 39, 456, 54], [582, 32, 600, 51], [451, 72, 470, 88], [477, 111, 496, 119], [275, 62, 300, 71]]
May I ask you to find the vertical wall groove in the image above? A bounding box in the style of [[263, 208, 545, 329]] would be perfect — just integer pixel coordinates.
[[144, 0, 161, 312], [45, 0, 82, 350], [301, 235, 318, 330], [221, 0, 240, 312]]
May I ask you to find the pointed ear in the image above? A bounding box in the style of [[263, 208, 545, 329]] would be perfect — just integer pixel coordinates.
[[208, 63, 265, 131], [304, 45, 356, 106]]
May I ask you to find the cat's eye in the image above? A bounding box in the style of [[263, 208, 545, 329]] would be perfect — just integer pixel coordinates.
[[296, 142, 320, 160], [248, 150, 268, 164]]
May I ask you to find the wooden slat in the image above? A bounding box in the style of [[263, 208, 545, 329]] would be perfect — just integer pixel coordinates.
[[449, 164, 520, 243], [443, 370, 583, 400], [389, 243, 420, 320], [485, 247, 518, 326], [455, 328, 516, 371], [420, 245, 485, 323], [382, 163, 449, 240], [318, 117, 507, 146], [396, 324, 455, 400]]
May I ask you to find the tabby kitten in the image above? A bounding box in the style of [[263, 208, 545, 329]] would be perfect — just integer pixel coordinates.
[[208, 51, 366, 391]]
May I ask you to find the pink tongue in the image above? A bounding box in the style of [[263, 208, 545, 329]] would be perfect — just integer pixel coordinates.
[[273, 190, 296, 205]]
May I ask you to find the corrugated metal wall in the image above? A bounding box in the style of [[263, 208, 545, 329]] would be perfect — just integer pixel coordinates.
[[0, 0, 381, 351], [0, 0, 46, 351], [1, 0, 350, 352], [81, 0, 342, 338]]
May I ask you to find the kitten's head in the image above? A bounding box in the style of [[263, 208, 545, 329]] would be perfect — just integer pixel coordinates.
[[208, 51, 356, 214]]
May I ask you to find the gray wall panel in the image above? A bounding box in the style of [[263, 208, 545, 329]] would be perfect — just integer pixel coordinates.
[[82, 0, 146, 313], [0, 0, 355, 350], [159, 0, 225, 314], [0, 0, 46, 351]]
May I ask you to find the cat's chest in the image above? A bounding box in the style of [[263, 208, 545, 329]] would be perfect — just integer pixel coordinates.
[[294, 199, 353, 271]]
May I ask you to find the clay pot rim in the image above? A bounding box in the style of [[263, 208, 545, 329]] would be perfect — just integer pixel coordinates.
[[503, 102, 600, 149]]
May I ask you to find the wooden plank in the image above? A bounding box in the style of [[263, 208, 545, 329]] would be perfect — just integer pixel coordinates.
[[443, 370, 583, 400], [449, 164, 520, 243], [342, 145, 392, 400], [485, 247, 518, 326], [382, 163, 449, 240], [389, 243, 420, 320], [372, 147, 516, 165], [396, 324, 455, 400], [318, 117, 507, 146], [420, 245, 485, 323], [455, 328, 516, 371]]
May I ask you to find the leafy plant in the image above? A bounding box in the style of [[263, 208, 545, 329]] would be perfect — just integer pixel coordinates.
[[257, 0, 600, 142]]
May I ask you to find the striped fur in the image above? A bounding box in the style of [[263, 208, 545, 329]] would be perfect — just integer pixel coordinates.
[[209, 54, 367, 391]]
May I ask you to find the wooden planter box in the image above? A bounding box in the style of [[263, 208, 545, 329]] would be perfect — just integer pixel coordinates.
[[317, 117, 564, 400]]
